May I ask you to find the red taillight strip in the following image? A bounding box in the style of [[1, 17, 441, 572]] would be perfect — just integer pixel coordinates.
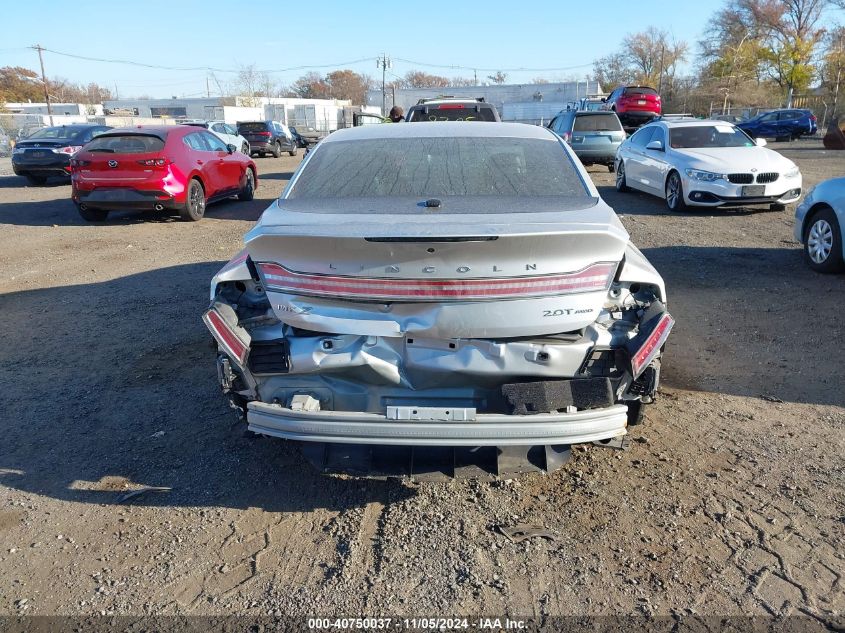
[[203, 309, 248, 365], [631, 313, 674, 378], [256, 262, 615, 301]]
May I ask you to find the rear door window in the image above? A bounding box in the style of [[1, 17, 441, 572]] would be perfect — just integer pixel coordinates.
[[202, 131, 229, 152], [629, 126, 656, 147], [184, 132, 209, 151]]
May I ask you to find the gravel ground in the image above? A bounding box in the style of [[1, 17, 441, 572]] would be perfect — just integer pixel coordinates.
[[0, 140, 842, 623]]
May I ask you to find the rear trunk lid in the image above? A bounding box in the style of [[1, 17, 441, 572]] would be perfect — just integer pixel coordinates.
[[74, 133, 167, 184], [246, 197, 628, 339]]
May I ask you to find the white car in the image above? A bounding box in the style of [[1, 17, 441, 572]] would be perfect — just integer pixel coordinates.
[[179, 120, 250, 155], [794, 178, 845, 273], [615, 119, 802, 212]]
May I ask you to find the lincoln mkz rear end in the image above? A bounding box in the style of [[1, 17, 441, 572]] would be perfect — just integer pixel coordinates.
[[204, 122, 674, 478]]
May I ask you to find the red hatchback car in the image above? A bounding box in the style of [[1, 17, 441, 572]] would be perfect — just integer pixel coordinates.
[[71, 125, 258, 222], [603, 86, 662, 126]]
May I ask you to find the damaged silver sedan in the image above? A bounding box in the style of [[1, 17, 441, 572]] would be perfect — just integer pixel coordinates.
[[204, 122, 674, 477]]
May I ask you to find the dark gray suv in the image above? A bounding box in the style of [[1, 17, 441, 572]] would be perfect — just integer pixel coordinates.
[[548, 110, 625, 172]]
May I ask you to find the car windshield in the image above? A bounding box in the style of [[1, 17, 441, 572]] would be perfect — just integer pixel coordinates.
[[288, 136, 588, 201], [84, 134, 165, 153], [238, 123, 269, 132], [573, 114, 622, 132], [27, 127, 85, 140], [669, 125, 755, 149], [410, 105, 498, 122]]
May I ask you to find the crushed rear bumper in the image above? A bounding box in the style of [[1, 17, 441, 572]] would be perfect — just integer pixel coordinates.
[[247, 400, 628, 446]]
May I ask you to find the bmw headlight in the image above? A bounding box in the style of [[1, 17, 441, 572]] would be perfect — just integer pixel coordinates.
[[784, 166, 800, 178], [684, 168, 723, 182]]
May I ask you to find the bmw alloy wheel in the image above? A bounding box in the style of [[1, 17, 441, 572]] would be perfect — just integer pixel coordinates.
[[807, 218, 834, 264]]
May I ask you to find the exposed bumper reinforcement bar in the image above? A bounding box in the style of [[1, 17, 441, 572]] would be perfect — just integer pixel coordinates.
[[246, 401, 628, 446]]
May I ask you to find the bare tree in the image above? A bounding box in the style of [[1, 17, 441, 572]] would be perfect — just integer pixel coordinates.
[[402, 71, 451, 88], [592, 53, 636, 89], [623, 27, 688, 90], [232, 64, 262, 106], [487, 71, 508, 84]]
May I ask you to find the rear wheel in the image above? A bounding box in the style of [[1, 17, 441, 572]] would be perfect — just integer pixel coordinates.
[[289, 145, 298, 157], [665, 171, 687, 212], [271, 141, 282, 158], [241, 143, 249, 154], [25, 174, 47, 186], [238, 168, 255, 201], [179, 179, 206, 221], [607, 162, 615, 173], [803, 207, 844, 273], [76, 204, 108, 222], [615, 160, 629, 192]]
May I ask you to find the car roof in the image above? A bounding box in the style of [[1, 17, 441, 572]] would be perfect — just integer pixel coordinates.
[[97, 126, 177, 139], [323, 121, 557, 143], [648, 118, 738, 129]]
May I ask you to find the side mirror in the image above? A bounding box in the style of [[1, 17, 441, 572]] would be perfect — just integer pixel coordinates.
[[226, 143, 236, 154], [646, 140, 663, 151], [601, 97, 607, 103], [755, 138, 767, 147]]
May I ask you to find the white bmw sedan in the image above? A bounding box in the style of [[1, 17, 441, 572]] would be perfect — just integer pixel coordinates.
[[615, 119, 802, 212]]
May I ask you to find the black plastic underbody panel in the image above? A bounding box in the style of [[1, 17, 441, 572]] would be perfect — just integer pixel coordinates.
[[501, 378, 614, 414]]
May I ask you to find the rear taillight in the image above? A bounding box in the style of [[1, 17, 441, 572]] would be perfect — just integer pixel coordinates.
[[256, 262, 616, 302], [255, 131, 272, 137], [810, 115, 817, 122], [53, 145, 83, 155], [137, 158, 171, 167], [203, 309, 248, 365], [70, 158, 90, 167], [560, 131, 572, 142], [630, 313, 674, 378]]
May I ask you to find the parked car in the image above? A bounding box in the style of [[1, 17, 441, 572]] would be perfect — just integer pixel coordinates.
[[179, 120, 250, 154], [236, 121, 297, 157], [203, 122, 673, 478], [603, 86, 662, 126], [579, 97, 606, 111], [615, 119, 802, 212], [12, 124, 111, 185], [288, 126, 308, 147], [405, 97, 501, 122], [738, 109, 817, 141], [70, 126, 257, 222], [794, 177, 845, 273], [548, 110, 625, 171]]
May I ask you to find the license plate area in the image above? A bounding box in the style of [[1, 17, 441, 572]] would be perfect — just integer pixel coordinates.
[[637, 100, 646, 105], [742, 185, 765, 196]]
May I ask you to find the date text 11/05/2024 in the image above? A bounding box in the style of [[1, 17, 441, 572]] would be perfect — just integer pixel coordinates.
[[307, 617, 528, 630]]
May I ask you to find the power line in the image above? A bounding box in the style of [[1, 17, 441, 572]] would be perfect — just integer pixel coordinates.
[[394, 57, 594, 73]]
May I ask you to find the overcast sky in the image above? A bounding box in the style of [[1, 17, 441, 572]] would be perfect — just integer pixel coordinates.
[[4, 0, 728, 99]]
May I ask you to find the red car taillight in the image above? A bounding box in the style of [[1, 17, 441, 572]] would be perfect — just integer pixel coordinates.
[[560, 131, 572, 142], [203, 309, 248, 365], [437, 104, 465, 110], [70, 158, 90, 167], [256, 262, 616, 302], [136, 158, 171, 167], [630, 313, 674, 378], [255, 131, 272, 137]]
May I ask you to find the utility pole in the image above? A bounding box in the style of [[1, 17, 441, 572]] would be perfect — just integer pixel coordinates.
[[474, 69, 478, 84], [376, 54, 391, 115], [33, 44, 53, 126], [206, 76, 210, 98]]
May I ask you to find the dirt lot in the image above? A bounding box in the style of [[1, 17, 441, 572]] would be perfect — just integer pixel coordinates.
[[0, 140, 842, 624]]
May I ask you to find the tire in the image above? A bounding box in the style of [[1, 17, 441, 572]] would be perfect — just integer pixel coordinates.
[[241, 143, 249, 155], [271, 141, 282, 158], [238, 168, 255, 202], [608, 162, 615, 173], [25, 174, 47, 186], [76, 204, 108, 222], [626, 400, 645, 426], [259, 152, 265, 158], [289, 145, 298, 157], [803, 207, 844, 273], [615, 160, 629, 192], [179, 179, 206, 221], [665, 171, 688, 212]]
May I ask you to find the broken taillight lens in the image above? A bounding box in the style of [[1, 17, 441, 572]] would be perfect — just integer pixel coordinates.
[[630, 313, 674, 378], [203, 308, 248, 365], [256, 262, 616, 301]]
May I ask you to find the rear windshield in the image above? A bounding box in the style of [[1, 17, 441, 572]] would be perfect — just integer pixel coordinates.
[[408, 105, 498, 122], [27, 127, 86, 140], [238, 122, 269, 132], [624, 87, 658, 96], [288, 137, 588, 201], [573, 114, 623, 132], [84, 134, 165, 154]]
